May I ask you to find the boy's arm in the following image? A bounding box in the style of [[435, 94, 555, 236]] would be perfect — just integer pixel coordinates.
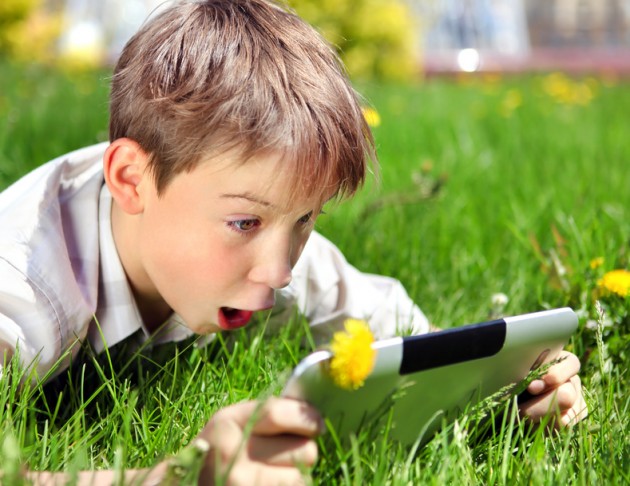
[[26, 466, 167, 486], [0, 258, 73, 381], [23, 397, 321, 486]]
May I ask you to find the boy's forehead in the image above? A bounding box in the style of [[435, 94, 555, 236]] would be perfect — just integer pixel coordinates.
[[199, 147, 336, 209], [201, 146, 286, 179]]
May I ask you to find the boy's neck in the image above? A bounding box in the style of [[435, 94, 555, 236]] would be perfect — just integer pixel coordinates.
[[110, 200, 172, 332]]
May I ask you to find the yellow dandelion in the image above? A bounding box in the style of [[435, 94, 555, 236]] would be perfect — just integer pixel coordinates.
[[589, 257, 604, 270], [598, 269, 630, 298], [500, 89, 523, 118], [328, 319, 376, 390], [362, 107, 381, 128], [541, 72, 594, 106]]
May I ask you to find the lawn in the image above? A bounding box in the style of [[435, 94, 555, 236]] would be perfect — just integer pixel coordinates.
[[1, 61, 629, 484]]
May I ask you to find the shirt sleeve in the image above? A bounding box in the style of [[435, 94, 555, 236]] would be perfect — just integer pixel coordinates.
[[273, 231, 430, 344], [0, 258, 68, 380]]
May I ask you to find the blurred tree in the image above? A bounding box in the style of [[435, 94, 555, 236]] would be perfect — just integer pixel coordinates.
[[0, 0, 62, 63], [288, 0, 420, 82]]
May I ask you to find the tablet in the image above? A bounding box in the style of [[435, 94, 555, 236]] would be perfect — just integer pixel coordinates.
[[282, 307, 578, 445]]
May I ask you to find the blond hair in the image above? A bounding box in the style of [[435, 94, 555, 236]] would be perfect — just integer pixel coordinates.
[[109, 0, 375, 199]]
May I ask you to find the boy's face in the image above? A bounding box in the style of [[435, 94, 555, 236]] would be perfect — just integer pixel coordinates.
[[127, 149, 327, 334]]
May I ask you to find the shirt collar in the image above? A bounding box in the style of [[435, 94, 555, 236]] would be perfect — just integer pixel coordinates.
[[92, 183, 193, 353]]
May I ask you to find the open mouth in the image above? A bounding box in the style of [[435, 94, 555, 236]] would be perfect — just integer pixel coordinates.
[[219, 307, 254, 330]]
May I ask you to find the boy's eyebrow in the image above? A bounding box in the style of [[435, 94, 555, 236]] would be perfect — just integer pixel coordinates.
[[220, 192, 275, 208]]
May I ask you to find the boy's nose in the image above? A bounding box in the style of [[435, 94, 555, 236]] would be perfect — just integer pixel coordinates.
[[269, 266, 292, 290], [249, 246, 293, 290]]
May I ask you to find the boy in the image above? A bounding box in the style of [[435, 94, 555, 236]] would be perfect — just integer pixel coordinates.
[[0, 0, 586, 484]]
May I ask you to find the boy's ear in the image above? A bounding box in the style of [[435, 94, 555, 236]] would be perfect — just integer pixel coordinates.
[[103, 138, 151, 215]]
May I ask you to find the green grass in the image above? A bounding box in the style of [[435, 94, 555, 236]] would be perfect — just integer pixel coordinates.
[[1, 61, 629, 484]]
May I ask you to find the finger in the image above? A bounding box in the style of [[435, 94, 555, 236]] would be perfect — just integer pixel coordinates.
[[539, 351, 581, 388], [200, 407, 249, 463], [519, 388, 562, 422], [213, 400, 261, 427], [248, 435, 318, 467], [527, 379, 546, 395], [197, 401, 318, 486], [252, 397, 323, 437], [211, 398, 323, 437], [202, 461, 309, 486], [521, 375, 581, 423], [199, 419, 312, 485], [558, 376, 588, 428], [199, 399, 322, 468], [527, 351, 581, 396], [226, 465, 309, 486], [553, 378, 580, 411]]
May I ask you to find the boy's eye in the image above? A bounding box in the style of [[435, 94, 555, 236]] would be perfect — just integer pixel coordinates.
[[230, 219, 259, 232], [298, 211, 313, 225]]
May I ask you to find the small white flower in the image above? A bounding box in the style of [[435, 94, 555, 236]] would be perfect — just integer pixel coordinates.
[[491, 293, 509, 307], [585, 319, 599, 331]]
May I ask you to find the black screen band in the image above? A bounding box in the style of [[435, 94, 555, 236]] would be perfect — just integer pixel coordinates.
[[399, 319, 507, 375]]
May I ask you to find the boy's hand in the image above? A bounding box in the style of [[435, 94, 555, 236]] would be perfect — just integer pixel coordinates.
[[197, 397, 322, 485], [518, 350, 588, 428]]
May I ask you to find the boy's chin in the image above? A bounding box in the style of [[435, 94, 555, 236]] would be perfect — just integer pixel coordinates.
[[185, 322, 222, 335]]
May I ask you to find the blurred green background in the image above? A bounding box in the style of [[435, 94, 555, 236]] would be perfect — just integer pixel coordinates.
[[0, 0, 418, 80], [3, 1, 630, 80]]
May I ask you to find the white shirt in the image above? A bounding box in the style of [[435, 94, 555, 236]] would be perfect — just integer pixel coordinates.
[[0, 143, 429, 380]]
